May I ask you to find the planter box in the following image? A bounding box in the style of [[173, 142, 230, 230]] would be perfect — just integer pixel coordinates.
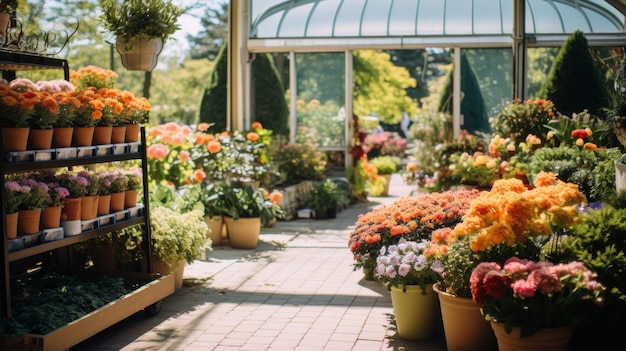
[[277, 181, 313, 220], [1, 273, 175, 351]]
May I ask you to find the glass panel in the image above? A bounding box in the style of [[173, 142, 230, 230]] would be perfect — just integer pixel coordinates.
[[307, 0, 341, 37], [389, 0, 418, 36], [584, 9, 622, 32], [295, 52, 346, 148], [473, 0, 504, 34], [527, 47, 559, 98], [254, 12, 282, 38], [554, 2, 591, 32], [334, 0, 366, 36], [528, 0, 564, 33], [278, 3, 314, 37], [416, 0, 445, 35], [361, 0, 392, 36], [445, 0, 473, 34], [463, 48, 512, 132]]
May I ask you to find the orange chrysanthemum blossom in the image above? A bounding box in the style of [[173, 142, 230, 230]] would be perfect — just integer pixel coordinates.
[[207, 140, 221, 153], [269, 190, 283, 204], [348, 188, 481, 270], [192, 169, 206, 183], [251, 122, 263, 129], [451, 172, 586, 253], [246, 132, 260, 142], [197, 122, 210, 131]]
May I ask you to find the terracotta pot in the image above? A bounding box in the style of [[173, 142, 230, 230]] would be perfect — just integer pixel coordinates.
[[18, 209, 41, 235], [5, 212, 18, 239], [51, 127, 74, 148], [41, 206, 62, 229], [491, 320, 573, 351], [61, 197, 82, 221], [125, 123, 141, 142], [72, 127, 94, 146], [27, 128, 53, 150], [224, 216, 261, 249], [124, 189, 138, 208], [0, 12, 10, 36], [390, 284, 437, 340], [204, 215, 224, 245], [110, 191, 125, 212], [2, 127, 30, 152], [81, 195, 99, 220], [433, 283, 497, 351], [92, 126, 113, 145], [116, 36, 164, 71], [110, 125, 127, 144], [98, 194, 111, 216], [152, 259, 185, 291]]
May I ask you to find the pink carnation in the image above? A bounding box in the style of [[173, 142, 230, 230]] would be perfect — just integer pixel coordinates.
[[511, 278, 537, 298]]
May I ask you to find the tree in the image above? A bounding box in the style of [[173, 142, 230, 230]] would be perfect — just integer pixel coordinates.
[[436, 51, 489, 134], [198, 43, 228, 132], [353, 50, 418, 124], [186, 0, 228, 60], [538, 30, 606, 117]]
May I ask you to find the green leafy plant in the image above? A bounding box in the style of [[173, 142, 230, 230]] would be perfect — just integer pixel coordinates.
[[309, 179, 338, 213], [269, 135, 327, 186], [99, 0, 184, 42], [490, 98, 558, 145], [150, 205, 208, 265], [368, 155, 399, 175], [221, 185, 278, 226]]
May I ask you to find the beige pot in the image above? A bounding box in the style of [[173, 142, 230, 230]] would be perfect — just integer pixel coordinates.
[[224, 216, 260, 249], [152, 259, 185, 291], [116, 36, 164, 71], [204, 215, 224, 245], [491, 321, 573, 351]]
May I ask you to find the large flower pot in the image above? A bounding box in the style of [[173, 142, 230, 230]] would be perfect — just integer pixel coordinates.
[[41, 206, 62, 229], [52, 127, 74, 148], [92, 126, 113, 145], [615, 160, 626, 192], [116, 36, 164, 71], [5, 212, 18, 239], [125, 123, 141, 142], [97, 194, 111, 216], [124, 189, 138, 208], [72, 127, 94, 147], [390, 284, 437, 340], [110, 192, 125, 212], [433, 283, 497, 351], [224, 216, 260, 249], [204, 215, 224, 245], [110, 125, 127, 144], [490, 321, 573, 351], [380, 174, 392, 196], [2, 127, 29, 152], [80, 195, 99, 220], [27, 128, 53, 150], [61, 197, 82, 221], [18, 209, 41, 235]]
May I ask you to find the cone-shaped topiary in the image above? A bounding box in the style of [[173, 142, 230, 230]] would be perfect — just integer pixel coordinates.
[[538, 30, 605, 117]]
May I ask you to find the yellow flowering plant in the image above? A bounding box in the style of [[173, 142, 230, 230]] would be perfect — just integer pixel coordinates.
[[431, 172, 588, 297], [449, 151, 503, 188]]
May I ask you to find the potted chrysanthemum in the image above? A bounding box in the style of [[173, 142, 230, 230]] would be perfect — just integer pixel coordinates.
[[374, 238, 442, 340], [348, 188, 480, 280], [430, 172, 588, 351]]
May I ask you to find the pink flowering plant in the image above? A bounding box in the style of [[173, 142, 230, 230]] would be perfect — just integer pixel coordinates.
[[470, 257, 604, 337], [375, 238, 443, 293]]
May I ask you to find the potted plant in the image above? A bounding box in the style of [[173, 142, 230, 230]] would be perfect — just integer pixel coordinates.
[[429, 173, 587, 351], [99, 0, 184, 71], [309, 179, 339, 219], [0, 82, 35, 151], [221, 185, 278, 249], [374, 238, 442, 340], [149, 204, 208, 290], [4, 180, 23, 239], [367, 155, 399, 196], [348, 188, 480, 280], [470, 258, 604, 350]]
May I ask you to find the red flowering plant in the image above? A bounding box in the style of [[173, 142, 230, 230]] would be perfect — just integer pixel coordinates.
[[470, 257, 604, 337], [348, 188, 481, 277], [432, 172, 588, 298]]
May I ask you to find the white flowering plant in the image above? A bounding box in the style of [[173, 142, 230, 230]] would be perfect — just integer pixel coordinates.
[[375, 238, 443, 293]]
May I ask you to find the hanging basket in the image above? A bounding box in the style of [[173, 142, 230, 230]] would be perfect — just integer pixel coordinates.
[[116, 36, 164, 71]]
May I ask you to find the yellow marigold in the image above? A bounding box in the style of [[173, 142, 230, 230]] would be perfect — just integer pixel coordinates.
[[583, 142, 597, 151]]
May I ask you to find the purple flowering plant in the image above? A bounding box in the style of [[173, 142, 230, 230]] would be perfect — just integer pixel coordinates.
[[470, 257, 605, 337], [375, 238, 443, 293], [55, 173, 89, 198], [4, 181, 23, 213], [16, 178, 49, 210], [46, 183, 70, 207]]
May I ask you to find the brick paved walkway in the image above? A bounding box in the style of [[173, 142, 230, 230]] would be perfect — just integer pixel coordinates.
[[73, 174, 448, 351]]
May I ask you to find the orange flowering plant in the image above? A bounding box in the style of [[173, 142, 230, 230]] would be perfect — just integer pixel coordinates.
[[0, 80, 36, 127], [348, 188, 481, 275], [449, 151, 504, 188], [432, 172, 588, 298], [490, 98, 558, 146]]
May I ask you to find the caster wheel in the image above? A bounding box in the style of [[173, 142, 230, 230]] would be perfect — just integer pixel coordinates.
[[144, 300, 162, 316]]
